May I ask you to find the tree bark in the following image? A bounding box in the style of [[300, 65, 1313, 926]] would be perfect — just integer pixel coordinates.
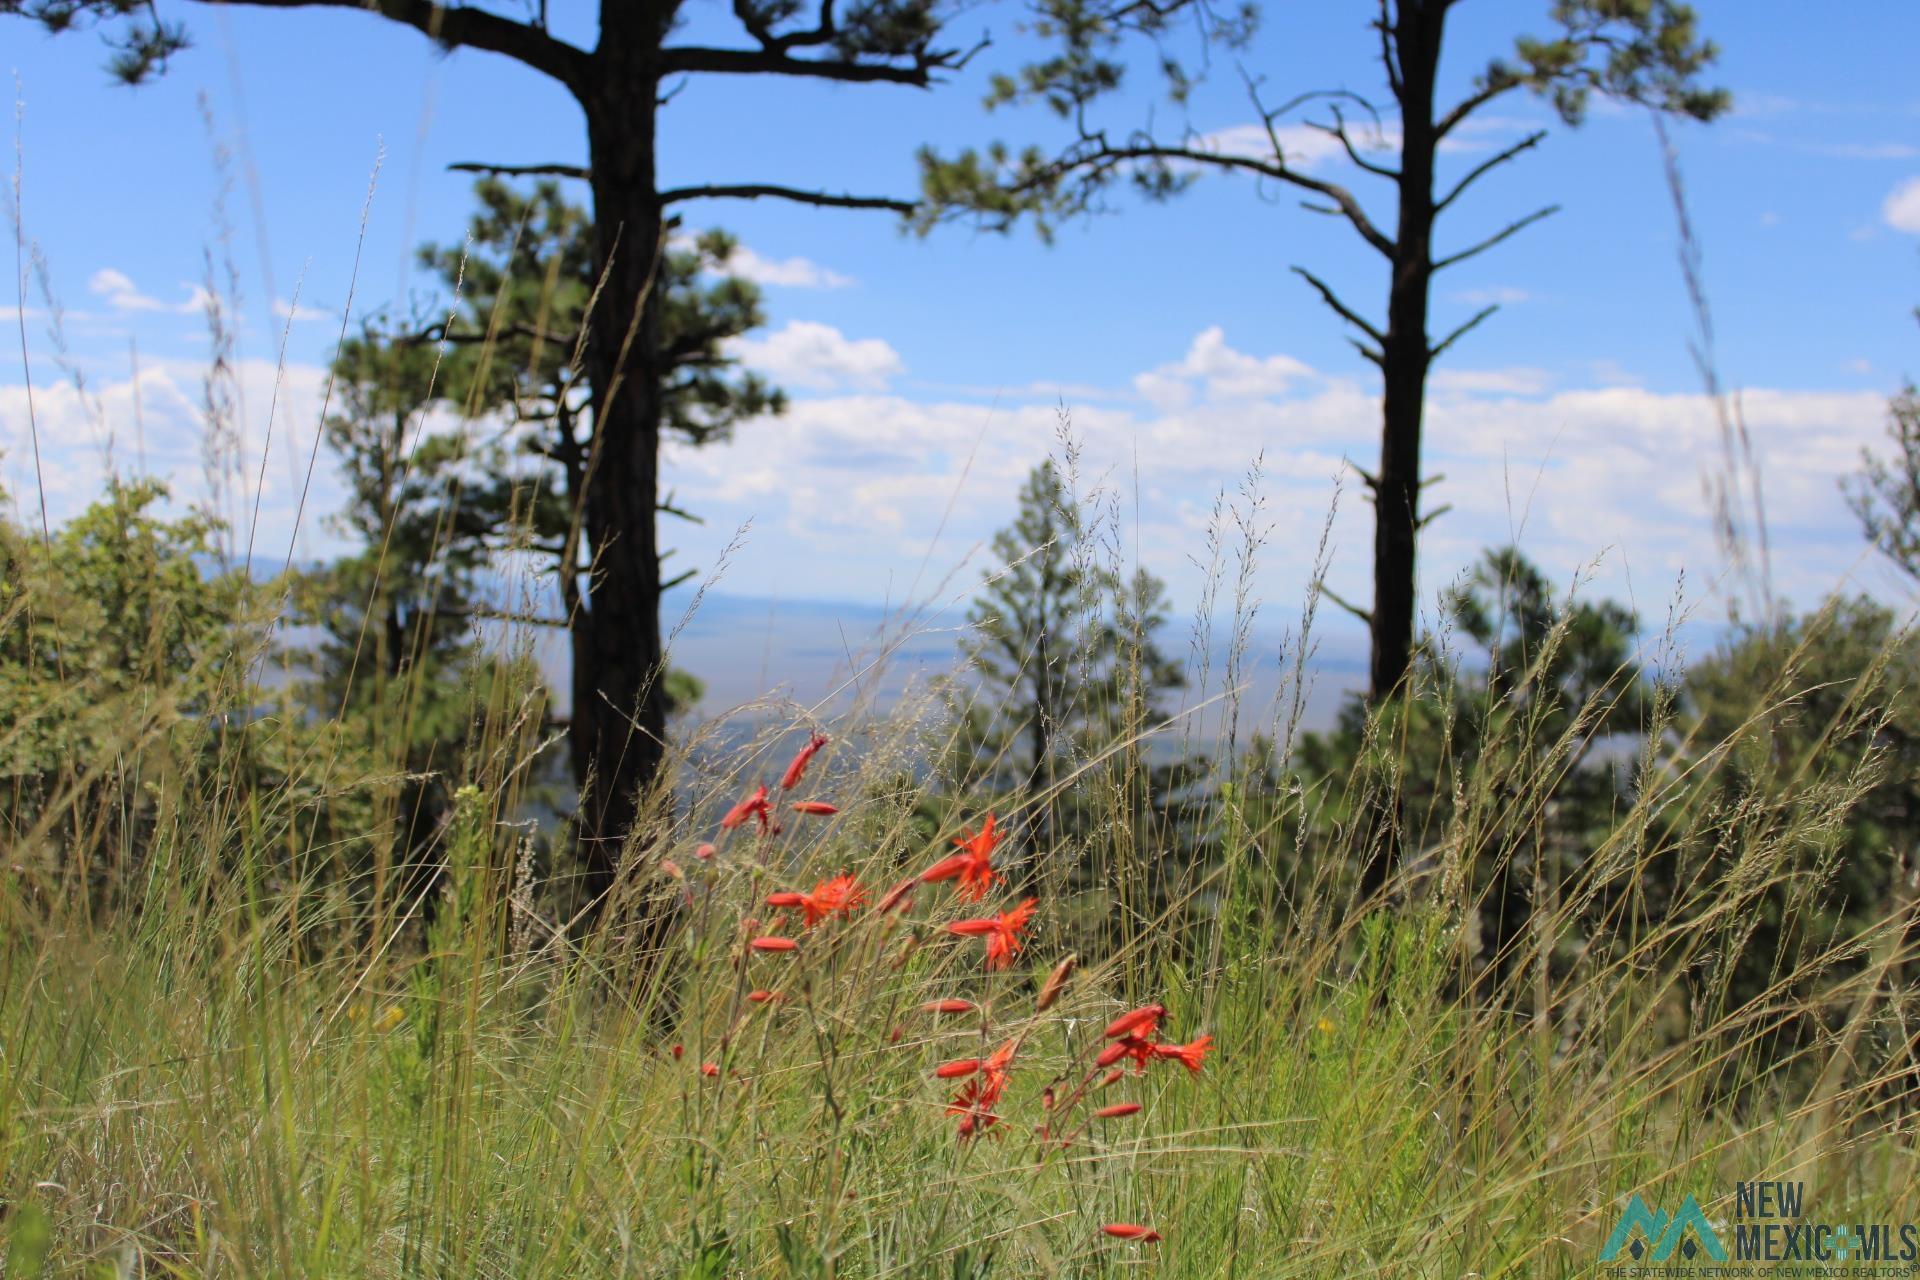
[[1357, 0, 1443, 903], [572, 8, 675, 907], [1368, 0, 1440, 709]]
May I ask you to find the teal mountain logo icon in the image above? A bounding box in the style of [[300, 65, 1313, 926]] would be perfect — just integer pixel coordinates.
[[1600, 1194, 1728, 1262]]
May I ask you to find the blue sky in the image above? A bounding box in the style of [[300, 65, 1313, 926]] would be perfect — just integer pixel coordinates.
[[6, 0, 1920, 641]]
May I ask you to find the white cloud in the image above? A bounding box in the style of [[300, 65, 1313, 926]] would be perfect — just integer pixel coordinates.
[[1429, 367, 1553, 397], [1133, 327, 1314, 410], [1883, 177, 1920, 233], [0, 326, 1895, 631], [726, 246, 854, 290], [729, 320, 904, 391], [673, 233, 854, 289], [656, 334, 1890, 615], [272, 297, 334, 324], [88, 268, 211, 315]]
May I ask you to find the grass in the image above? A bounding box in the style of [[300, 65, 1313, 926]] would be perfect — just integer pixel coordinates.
[[6, 559, 1920, 1280]]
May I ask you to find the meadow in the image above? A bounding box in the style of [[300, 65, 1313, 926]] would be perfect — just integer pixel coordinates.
[[6, 496, 1920, 1277]]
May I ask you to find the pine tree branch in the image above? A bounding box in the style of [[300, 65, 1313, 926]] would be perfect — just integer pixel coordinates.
[[1432, 203, 1559, 271], [1291, 265, 1385, 348], [660, 183, 913, 212], [450, 160, 589, 180], [185, 0, 592, 93], [1428, 303, 1499, 362], [1320, 583, 1372, 625], [659, 38, 984, 84], [1434, 129, 1548, 213], [1309, 104, 1399, 180], [1435, 75, 1521, 140]]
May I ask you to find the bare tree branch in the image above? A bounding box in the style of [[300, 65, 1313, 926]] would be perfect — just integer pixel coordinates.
[[1435, 76, 1521, 141], [1291, 265, 1385, 347], [1432, 203, 1558, 271], [660, 183, 913, 212], [1428, 303, 1498, 362], [1320, 582, 1373, 624], [1309, 104, 1399, 181], [450, 160, 589, 180], [660, 37, 984, 84], [1434, 129, 1547, 213], [185, 0, 592, 94]]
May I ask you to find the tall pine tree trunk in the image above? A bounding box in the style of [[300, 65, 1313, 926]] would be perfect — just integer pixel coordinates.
[[574, 18, 672, 907], [1358, 0, 1442, 901]]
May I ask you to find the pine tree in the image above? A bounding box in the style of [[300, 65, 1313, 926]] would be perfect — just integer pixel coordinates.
[[949, 461, 1183, 872], [916, 0, 1727, 896], [16, 0, 976, 906]]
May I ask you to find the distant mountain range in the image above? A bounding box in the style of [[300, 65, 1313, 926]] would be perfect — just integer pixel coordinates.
[[636, 587, 1373, 736]]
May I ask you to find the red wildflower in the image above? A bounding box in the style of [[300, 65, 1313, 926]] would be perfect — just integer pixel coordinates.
[[765, 891, 808, 909], [1103, 1004, 1166, 1041], [800, 874, 865, 926], [1099, 1069, 1124, 1088], [950, 1079, 1002, 1141], [749, 936, 798, 953], [700, 1062, 720, 1078], [1100, 1224, 1162, 1243], [946, 898, 1036, 970], [1097, 1035, 1157, 1072], [936, 1058, 982, 1080], [779, 732, 828, 790], [720, 784, 774, 833], [1152, 1034, 1215, 1075], [921, 813, 1000, 901], [695, 843, 716, 860], [791, 800, 839, 817], [748, 989, 779, 1004], [921, 999, 976, 1015], [670, 1043, 684, 1060], [876, 876, 917, 914], [946, 1042, 1016, 1142], [1095, 1102, 1142, 1119]]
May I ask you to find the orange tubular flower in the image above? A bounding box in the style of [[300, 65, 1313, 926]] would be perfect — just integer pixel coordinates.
[[800, 874, 866, 926], [695, 843, 716, 860], [1101, 1224, 1162, 1243], [1098, 1069, 1124, 1088], [946, 1038, 1018, 1140], [917, 854, 969, 884], [720, 784, 774, 833], [876, 876, 917, 914], [1103, 1004, 1167, 1041], [791, 801, 839, 817], [700, 1062, 720, 1078], [1152, 1034, 1215, 1075], [1036, 954, 1077, 1012], [779, 732, 829, 790], [765, 891, 808, 909], [748, 989, 779, 1004], [1095, 1102, 1142, 1119], [1097, 1034, 1157, 1071], [935, 1058, 982, 1080], [947, 898, 1036, 971], [921, 999, 976, 1015], [749, 936, 798, 953]]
